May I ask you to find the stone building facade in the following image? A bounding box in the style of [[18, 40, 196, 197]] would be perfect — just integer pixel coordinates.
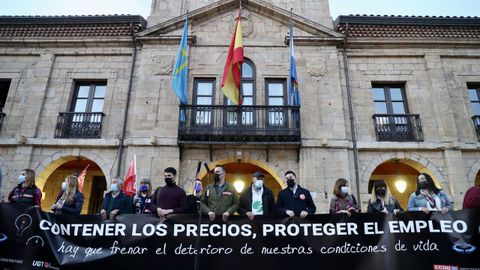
[[0, 0, 479, 213]]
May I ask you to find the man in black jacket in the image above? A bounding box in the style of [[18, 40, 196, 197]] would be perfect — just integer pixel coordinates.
[[276, 171, 316, 218], [238, 172, 275, 220]]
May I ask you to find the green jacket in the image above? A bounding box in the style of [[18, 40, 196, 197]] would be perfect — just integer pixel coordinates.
[[201, 182, 239, 215]]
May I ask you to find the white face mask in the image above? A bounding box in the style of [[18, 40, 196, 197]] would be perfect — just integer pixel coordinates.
[[61, 182, 68, 191], [340, 186, 350, 194], [254, 179, 263, 189]]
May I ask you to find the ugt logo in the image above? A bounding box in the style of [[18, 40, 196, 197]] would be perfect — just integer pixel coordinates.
[[32, 260, 51, 268]]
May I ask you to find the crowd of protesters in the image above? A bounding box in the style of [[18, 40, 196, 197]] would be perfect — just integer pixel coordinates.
[[6, 166, 480, 219]]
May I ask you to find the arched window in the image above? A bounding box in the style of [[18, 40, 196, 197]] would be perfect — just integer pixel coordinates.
[[225, 59, 256, 125]]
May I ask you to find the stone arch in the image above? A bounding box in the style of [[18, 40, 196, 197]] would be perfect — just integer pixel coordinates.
[[181, 155, 286, 192], [360, 152, 449, 195], [34, 149, 111, 190], [466, 159, 480, 184]]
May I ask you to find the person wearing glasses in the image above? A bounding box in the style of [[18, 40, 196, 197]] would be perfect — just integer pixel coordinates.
[[238, 171, 275, 220]]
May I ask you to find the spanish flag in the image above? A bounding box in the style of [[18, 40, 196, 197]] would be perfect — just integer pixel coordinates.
[[221, 15, 244, 105]]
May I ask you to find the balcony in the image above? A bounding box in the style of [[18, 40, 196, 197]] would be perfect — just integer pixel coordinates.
[[372, 114, 423, 142], [54, 112, 105, 139], [472, 115, 480, 141], [178, 105, 301, 145], [0, 112, 4, 131]]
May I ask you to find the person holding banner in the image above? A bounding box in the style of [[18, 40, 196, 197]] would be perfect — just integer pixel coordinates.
[[201, 165, 239, 222], [238, 171, 276, 220], [133, 178, 153, 214], [276, 171, 316, 218], [8, 168, 42, 207], [367, 180, 402, 214], [149, 167, 187, 218], [329, 178, 360, 216], [463, 185, 480, 209], [51, 175, 84, 215], [186, 179, 203, 213], [407, 173, 452, 214], [100, 177, 133, 220]]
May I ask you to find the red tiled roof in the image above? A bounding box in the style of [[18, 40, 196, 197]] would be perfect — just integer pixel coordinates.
[[0, 15, 145, 38], [335, 15, 480, 39]]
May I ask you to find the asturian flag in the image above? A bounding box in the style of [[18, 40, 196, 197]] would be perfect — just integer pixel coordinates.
[[289, 10, 300, 106], [172, 16, 189, 121]]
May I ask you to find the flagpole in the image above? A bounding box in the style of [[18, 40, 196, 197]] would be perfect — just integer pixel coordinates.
[[133, 154, 137, 191], [289, 8, 293, 106]]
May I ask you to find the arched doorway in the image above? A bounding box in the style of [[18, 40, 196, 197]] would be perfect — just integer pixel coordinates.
[[369, 160, 418, 209], [198, 162, 284, 197], [39, 156, 106, 214]]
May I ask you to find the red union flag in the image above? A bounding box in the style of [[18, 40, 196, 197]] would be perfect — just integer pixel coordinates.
[[123, 155, 137, 197], [77, 164, 89, 192]]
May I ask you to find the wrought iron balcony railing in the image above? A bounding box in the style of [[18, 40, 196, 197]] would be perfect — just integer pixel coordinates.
[[0, 112, 5, 131], [54, 112, 105, 139], [178, 105, 301, 144], [472, 115, 480, 141], [372, 114, 423, 142]]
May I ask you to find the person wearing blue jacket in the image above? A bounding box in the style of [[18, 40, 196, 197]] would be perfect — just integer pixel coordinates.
[[407, 173, 452, 214]]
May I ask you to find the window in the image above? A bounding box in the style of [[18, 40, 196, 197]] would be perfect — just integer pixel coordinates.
[[0, 80, 10, 112], [371, 84, 422, 141], [372, 85, 408, 115], [193, 78, 215, 125], [468, 85, 480, 141], [266, 79, 287, 126], [225, 59, 256, 125], [55, 81, 106, 138], [71, 82, 106, 114], [372, 84, 409, 126], [468, 85, 480, 116]]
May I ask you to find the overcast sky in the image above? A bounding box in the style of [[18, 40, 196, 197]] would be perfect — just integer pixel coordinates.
[[2, 0, 479, 19]]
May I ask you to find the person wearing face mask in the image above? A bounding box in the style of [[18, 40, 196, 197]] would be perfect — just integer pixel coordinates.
[[367, 180, 402, 215], [133, 178, 153, 214], [407, 173, 452, 214], [201, 165, 239, 222], [51, 175, 84, 215], [276, 171, 316, 218], [8, 168, 42, 207], [100, 177, 133, 220], [238, 172, 276, 220], [149, 167, 187, 218], [329, 178, 360, 216], [186, 178, 204, 213]]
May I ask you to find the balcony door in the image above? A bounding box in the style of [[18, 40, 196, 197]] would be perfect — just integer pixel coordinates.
[[225, 59, 256, 127], [61, 82, 105, 138], [266, 79, 287, 127], [193, 79, 215, 126], [372, 84, 414, 141]]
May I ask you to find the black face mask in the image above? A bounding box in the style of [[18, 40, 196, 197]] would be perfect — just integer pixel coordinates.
[[375, 188, 386, 196], [214, 173, 221, 182], [418, 181, 428, 189], [287, 179, 295, 188], [165, 177, 174, 186]]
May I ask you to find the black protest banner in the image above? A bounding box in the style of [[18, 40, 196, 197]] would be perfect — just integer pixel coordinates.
[[0, 203, 479, 270]]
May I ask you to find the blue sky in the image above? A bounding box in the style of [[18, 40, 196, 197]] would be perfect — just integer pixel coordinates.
[[1, 0, 479, 19]]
